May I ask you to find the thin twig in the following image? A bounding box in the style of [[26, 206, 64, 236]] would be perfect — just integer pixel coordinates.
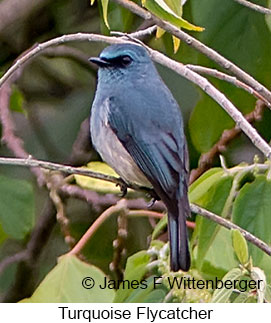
[[68, 199, 128, 255], [186, 65, 271, 107], [128, 210, 196, 229], [128, 209, 164, 218], [110, 208, 128, 280], [113, 25, 157, 39], [112, 0, 271, 104], [190, 203, 271, 256], [0, 156, 149, 193], [233, 0, 271, 15]]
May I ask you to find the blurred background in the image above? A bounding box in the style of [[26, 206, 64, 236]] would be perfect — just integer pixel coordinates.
[[1, 0, 271, 302]]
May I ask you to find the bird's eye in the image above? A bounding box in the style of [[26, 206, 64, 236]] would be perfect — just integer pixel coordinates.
[[120, 55, 132, 67]]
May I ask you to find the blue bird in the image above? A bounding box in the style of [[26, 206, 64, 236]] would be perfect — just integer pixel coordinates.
[[89, 43, 190, 272]]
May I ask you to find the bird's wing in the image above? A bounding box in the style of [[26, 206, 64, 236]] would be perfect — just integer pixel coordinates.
[[106, 96, 189, 204]]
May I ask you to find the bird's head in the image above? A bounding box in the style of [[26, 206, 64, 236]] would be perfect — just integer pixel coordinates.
[[89, 43, 153, 82]]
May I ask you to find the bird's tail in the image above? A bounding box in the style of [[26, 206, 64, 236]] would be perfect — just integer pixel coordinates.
[[167, 198, 191, 272]]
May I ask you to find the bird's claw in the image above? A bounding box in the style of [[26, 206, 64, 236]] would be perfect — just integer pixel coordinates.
[[116, 180, 128, 197], [146, 189, 160, 208], [147, 197, 157, 208]]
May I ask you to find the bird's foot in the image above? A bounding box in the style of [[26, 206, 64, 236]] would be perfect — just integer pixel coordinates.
[[116, 179, 128, 198], [147, 198, 157, 208], [146, 189, 160, 208]]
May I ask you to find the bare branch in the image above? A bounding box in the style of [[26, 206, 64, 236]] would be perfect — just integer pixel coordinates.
[[0, 156, 149, 193], [191, 203, 271, 256], [112, 0, 271, 104], [68, 199, 128, 256], [233, 0, 271, 15], [186, 65, 271, 107]]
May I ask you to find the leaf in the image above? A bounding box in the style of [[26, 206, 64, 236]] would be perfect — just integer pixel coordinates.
[[9, 86, 26, 114], [231, 229, 249, 265], [232, 176, 271, 264], [189, 167, 225, 204], [90, 0, 95, 5], [21, 255, 115, 302], [188, 0, 271, 152], [201, 226, 238, 278], [233, 292, 249, 303], [156, 26, 166, 38], [172, 36, 181, 53], [192, 175, 234, 269], [124, 276, 155, 303], [212, 268, 242, 302], [142, 0, 204, 31], [74, 162, 121, 194], [152, 214, 167, 239], [114, 250, 150, 302], [0, 175, 35, 239], [101, 0, 110, 29]]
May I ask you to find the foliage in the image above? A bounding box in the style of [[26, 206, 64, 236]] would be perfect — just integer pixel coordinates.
[[0, 0, 271, 304]]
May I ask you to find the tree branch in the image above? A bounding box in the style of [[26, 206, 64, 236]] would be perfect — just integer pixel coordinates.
[[186, 65, 271, 107], [233, 0, 271, 15], [68, 199, 128, 256], [112, 0, 271, 104], [190, 203, 271, 256]]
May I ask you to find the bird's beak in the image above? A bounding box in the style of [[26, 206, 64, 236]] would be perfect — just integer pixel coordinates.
[[88, 57, 111, 68]]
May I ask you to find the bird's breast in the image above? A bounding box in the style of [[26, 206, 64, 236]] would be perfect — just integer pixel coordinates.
[[90, 98, 151, 188]]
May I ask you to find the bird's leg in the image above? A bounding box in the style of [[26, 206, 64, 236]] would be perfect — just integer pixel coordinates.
[[146, 188, 160, 208], [116, 178, 128, 197]]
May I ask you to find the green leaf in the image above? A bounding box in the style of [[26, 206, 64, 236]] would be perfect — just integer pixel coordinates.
[[114, 250, 150, 302], [9, 86, 26, 114], [189, 167, 225, 203], [124, 276, 155, 303], [231, 229, 249, 265], [188, 0, 271, 152], [233, 292, 249, 303], [0, 175, 35, 239], [232, 176, 271, 264], [212, 268, 242, 302], [152, 214, 167, 240], [200, 226, 238, 278], [142, 0, 204, 31], [192, 175, 234, 269], [74, 162, 121, 194], [189, 93, 235, 153], [21, 255, 115, 302], [101, 0, 110, 29]]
